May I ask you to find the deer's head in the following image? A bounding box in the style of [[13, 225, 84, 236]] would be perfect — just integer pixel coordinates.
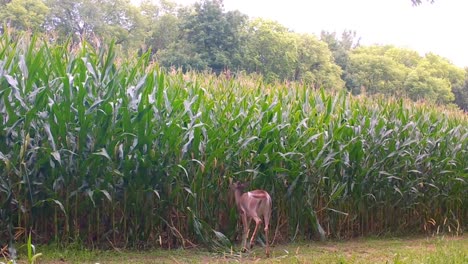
[[230, 181, 249, 192]]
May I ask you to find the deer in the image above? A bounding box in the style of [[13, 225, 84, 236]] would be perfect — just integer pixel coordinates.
[[230, 181, 272, 257]]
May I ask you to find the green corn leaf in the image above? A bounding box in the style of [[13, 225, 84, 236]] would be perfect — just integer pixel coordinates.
[[93, 148, 111, 161]]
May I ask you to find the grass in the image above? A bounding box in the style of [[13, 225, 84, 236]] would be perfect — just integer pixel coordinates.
[[10, 235, 465, 263]]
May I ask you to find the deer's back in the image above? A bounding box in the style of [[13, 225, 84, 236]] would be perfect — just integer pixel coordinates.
[[241, 190, 272, 218]]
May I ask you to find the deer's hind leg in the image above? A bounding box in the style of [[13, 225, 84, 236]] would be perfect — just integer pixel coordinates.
[[264, 213, 270, 257], [249, 216, 262, 249]]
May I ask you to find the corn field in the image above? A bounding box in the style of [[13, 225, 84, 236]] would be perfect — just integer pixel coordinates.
[[0, 34, 467, 251]]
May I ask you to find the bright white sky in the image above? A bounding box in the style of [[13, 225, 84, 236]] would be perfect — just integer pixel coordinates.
[[133, 0, 468, 68]]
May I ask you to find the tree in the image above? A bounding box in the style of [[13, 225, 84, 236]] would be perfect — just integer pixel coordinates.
[[44, 0, 92, 42], [321, 30, 360, 90], [45, 0, 146, 47], [242, 20, 343, 87], [0, 0, 49, 32], [159, 0, 247, 73], [404, 53, 464, 104], [97, 0, 146, 48], [383, 47, 421, 68], [347, 50, 409, 95], [182, 0, 246, 72], [243, 18, 297, 82], [224, 9, 248, 70], [411, 0, 435, 5], [149, 13, 180, 54], [453, 68, 468, 111], [346, 46, 463, 104], [139, 0, 179, 55], [295, 34, 344, 89], [405, 69, 452, 103], [321, 30, 359, 71], [158, 41, 208, 71]]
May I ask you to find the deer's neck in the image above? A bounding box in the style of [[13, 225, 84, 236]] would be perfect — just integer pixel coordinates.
[[234, 189, 244, 208]]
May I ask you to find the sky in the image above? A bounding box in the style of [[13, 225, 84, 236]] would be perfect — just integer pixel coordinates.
[[133, 0, 468, 68]]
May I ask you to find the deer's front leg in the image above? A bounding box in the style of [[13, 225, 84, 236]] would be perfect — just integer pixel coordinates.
[[241, 212, 249, 252]]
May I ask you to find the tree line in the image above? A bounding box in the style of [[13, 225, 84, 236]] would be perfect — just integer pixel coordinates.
[[1, 0, 467, 110]]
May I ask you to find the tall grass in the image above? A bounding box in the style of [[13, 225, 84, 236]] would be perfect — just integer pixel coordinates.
[[0, 34, 467, 252]]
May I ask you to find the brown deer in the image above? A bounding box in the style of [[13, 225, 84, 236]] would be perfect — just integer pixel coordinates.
[[230, 181, 272, 257]]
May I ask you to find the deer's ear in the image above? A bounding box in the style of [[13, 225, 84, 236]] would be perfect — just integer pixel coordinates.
[[230, 180, 240, 189]]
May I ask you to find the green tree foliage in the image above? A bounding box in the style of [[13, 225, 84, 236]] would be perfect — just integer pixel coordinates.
[[347, 46, 464, 105], [243, 18, 297, 81], [404, 68, 452, 103], [295, 34, 344, 89], [412, 0, 435, 5], [158, 41, 208, 71], [159, 0, 247, 73], [347, 46, 409, 95], [384, 47, 421, 68], [321, 30, 359, 71], [45, 0, 145, 46], [224, 9, 249, 70], [242, 19, 343, 87], [0, 0, 49, 32], [405, 53, 464, 104], [141, 0, 180, 55], [96, 0, 146, 48], [321, 30, 360, 90], [453, 68, 468, 111], [150, 14, 180, 53], [45, 0, 93, 42]]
